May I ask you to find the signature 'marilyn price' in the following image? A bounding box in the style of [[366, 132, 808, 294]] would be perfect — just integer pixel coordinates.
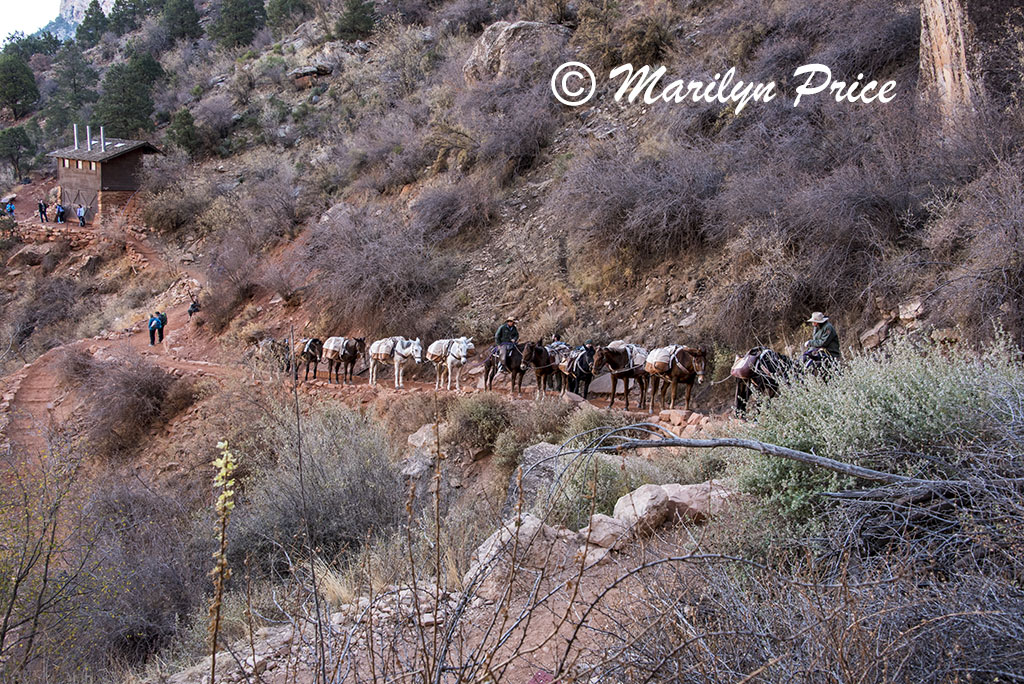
[[551, 62, 898, 110]]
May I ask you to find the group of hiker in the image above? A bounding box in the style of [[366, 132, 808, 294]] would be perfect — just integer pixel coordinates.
[[36, 199, 85, 226]]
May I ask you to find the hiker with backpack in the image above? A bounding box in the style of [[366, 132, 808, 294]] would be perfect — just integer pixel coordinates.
[[149, 311, 166, 345], [38, 200, 47, 223]]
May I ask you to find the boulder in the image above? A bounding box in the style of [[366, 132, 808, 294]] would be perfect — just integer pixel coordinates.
[[502, 442, 560, 516], [860, 319, 890, 350], [899, 298, 925, 324], [408, 422, 440, 453], [613, 484, 671, 532], [574, 544, 611, 568], [7, 243, 53, 267], [578, 513, 630, 549], [463, 514, 567, 600], [660, 409, 691, 426], [931, 327, 959, 344], [662, 481, 735, 523], [464, 21, 571, 83]]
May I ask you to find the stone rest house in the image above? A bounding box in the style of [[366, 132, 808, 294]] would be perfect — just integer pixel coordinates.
[[46, 126, 159, 225]]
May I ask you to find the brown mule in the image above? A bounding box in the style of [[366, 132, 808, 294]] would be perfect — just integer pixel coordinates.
[[484, 343, 526, 395], [593, 345, 648, 411], [323, 337, 366, 384], [645, 345, 706, 412], [522, 341, 559, 398], [293, 338, 324, 381]]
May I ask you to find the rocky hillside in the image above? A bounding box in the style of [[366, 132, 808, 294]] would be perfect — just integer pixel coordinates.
[[1, 0, 1023, 682]]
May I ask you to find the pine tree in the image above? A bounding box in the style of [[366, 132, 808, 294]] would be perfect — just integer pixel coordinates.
[[0, 53, 39, 118], [211, 0, 267, 48], [54, 43, 99, 103], [334, 0, 374, 41], [166, 109, 203, 156], [44, 43, 99, 137], [76, 0, 110, 48], [93, 62, 156, 137], [267, 0, 308, 30], [163, 0, 203, 42], [0, 126, 35, 180], [108, 0, 143, 35]]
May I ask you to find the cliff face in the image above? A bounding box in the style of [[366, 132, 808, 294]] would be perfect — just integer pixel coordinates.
[[59, 0, 116, 23], [920, 0, 1020, 116]]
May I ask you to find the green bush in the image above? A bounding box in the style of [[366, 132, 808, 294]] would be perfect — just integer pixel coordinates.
[[444, 393, 513, 450], [546, 454, 664, 530], [492, 398, 575, 469], [738, 336, 1022, 522], [559, 405, 633, 448]]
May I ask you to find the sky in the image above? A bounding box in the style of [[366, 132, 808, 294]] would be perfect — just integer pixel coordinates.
[[4, 0, 62, 38]]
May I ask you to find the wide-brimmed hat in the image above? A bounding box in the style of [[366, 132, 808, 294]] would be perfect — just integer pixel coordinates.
[[807, 312, 828, 324], [505, 316, 515, 323]]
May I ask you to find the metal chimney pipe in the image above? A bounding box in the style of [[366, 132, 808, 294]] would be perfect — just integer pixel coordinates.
[[73, 124, 79, 150], [100, 126, 105, 151], [86, 125, 92, 151]]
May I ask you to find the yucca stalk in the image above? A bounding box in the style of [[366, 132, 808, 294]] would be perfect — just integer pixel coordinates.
[[208, 439, 238, 684]]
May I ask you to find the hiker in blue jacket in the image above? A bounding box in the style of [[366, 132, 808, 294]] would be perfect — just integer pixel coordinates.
[[149, 312, 165, 345]]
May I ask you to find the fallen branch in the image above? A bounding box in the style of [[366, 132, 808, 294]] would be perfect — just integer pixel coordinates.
[[607, 435, 933, 485]]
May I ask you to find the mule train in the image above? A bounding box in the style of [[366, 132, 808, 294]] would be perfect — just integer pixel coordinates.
[[254, 332, 709, 413]]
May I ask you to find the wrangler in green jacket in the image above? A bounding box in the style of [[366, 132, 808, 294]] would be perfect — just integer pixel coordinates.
[[495, 318, 519, 346], [807, 312, 841, 359]]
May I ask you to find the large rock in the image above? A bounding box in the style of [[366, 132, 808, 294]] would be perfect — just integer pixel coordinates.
[[920, 0, 1018, 119], [502, 442, 560, 517], [578, 513, 630, 549], [463, 514, 569, 601], [613, 484, 672, 532], [408, 422, 440, 453], [662, 481, 736, 523], [859, 319, 890, 350], [464, 21, 571, 83], [7, 243, 53, 267]]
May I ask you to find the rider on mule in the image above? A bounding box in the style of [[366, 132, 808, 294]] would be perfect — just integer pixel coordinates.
[[494, 317, 520, 372], [804, 312, 841, 371]]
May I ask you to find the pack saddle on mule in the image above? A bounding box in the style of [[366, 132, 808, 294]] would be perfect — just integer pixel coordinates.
[[426, 337, 475, 391], [731, 346, 794, 414], [293, 338, 324, 381], [369, 336, 424, 389], [322, 336, 367, 385], [645, 344, 706, 412], [593, 341, 649, 411]]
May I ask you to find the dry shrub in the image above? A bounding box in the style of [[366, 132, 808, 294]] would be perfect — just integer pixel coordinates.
[[444, 392, 513, 450], [469, 81, 560, 184], [141, 180, 215, 235], [80, 349, 175, 457], [435, 0, 503, 33], [11, 277, 90, 353], [553, 142, 723, 265], [925, 159, 1024, 339], [304, 203, 449, 331], [344, 103, 433, 194], [73, 478, 209, 670], [229, 404, 405, 573], [411, 176, 496, 243], [56, 347, 98, 385], [375, 392, 452, 441], [584, 548, 1024, 683]]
